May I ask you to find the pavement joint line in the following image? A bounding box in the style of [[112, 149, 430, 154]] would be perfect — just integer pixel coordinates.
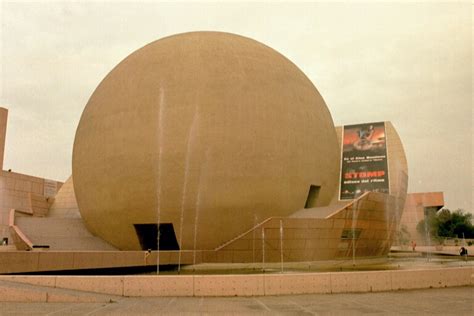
[[113, 299, 139, 313], [161, 297, 177, 312], [83, 302, 115, 316], [45, 304, 77, 316], [0, 287, 472, 314], [253, 297, 271, 312], [344, 295, 392, 314], [288, 299, 317, 315]]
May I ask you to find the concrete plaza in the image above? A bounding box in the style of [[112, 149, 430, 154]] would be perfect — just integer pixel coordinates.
[[0, 286, 472, 315]]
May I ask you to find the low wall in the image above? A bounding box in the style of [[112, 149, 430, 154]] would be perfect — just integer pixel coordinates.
[[0, 267, 471, 298], [0, 251, 200, 274]]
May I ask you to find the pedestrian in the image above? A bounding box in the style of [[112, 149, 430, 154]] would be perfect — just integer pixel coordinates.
[[459, 247, 468, 261], [411, 240, 416, 252]]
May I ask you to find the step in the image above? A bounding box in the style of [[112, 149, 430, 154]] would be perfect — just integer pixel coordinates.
[[0, 279, 121, 303]]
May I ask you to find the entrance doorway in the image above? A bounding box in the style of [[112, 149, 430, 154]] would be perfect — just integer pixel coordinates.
[[133, 223, 180, 250]]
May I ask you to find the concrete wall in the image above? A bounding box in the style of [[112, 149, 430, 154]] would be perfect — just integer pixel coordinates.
[[328, 192, 400, 258], [48, 176, 80, 218], [399, 192, 444, 245], [0, 250, 198, 274], [14, 216, 116, 250], [4, 175, 113, 251], [211, 192, 404, 263], [0, 267, 471, 297], [0, 171, 62, 245], [0, 108, 7, 171], [209, 217, 343, 263]]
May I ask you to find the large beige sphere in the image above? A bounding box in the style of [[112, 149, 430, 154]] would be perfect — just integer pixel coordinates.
[[72, 32, 339, 251]]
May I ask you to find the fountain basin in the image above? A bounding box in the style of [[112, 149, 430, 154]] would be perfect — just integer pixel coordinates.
[[0, 265, 471, 297]]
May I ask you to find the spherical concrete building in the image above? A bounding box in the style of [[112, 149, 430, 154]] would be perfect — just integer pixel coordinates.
[[72, 32, 340, 251]]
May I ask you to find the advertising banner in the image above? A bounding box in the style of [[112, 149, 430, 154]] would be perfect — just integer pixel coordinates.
[[339, 122, 389, 200]]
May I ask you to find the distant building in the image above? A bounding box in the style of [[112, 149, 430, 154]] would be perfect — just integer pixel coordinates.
[[399, 192, 444, 246]]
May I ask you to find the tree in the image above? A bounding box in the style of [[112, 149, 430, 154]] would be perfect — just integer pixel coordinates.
[[416, 210, 439, 239], [397, 224, 411, 246], [417, 208, 474, 240]]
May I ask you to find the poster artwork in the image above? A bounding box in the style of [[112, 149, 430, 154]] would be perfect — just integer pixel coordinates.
[[339, 122, 390, 200]]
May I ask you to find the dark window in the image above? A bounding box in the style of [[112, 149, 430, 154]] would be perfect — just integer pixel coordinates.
[[305, 185, 321, 208], [134, 223, 180, 250]]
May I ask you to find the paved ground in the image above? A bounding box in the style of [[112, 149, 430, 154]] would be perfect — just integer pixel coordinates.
[[0, 286, 472, 315]]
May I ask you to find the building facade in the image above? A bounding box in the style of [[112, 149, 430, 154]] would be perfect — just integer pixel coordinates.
[[0, 32, 439, 273]]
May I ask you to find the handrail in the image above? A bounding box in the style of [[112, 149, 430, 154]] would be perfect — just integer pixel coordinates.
[[216, 193, 371, 251], [324, 191, 371, 219], [214, 216, 277, 251]]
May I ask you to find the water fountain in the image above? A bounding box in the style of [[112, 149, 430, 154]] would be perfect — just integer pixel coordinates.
[[156, 86, 166, 275], [252, 214, 258, 264], [178, 113, 199, 273], [192, 188, 201, 271], [261, 227, 265, 273], [279, 219, 284, 273], [423, 218, 432, 262], [8, 31, 468, 299], [351, 202, 359, 267]]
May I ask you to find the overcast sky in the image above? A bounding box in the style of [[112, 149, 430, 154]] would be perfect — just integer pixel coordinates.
[[0, 1, 472, 212]]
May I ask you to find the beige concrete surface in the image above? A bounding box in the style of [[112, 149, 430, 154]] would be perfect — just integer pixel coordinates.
[[399, 192, 444, 245], [0, 170, 62, 246], [194, 274, 265, 297], [72, 31, 340, 251], [213, 191, 407, 263], [1, 112, 409, 264], [0, 286, 472, 315], [14, 217, 116, 250], [123, 275, 194, 297], [48, 176, 81, 219], [0, 279, 119, 303], [0, 266, 471, 298], [0, 107, 7, 171], [0, 250, 197, 274]]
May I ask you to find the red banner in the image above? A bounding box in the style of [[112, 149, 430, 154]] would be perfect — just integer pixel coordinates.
[[339, 122, 390, 200]]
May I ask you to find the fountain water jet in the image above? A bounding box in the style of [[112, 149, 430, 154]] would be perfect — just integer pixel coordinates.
[[192, 186, 202, 271], [261, 227, 265, 273], [178, 113, 199, 273], [252, 214, 258, 264], [192, 148, 209, 272], [351, 202, 360, 267], [156, 86, 166, 275], [423, 218, 432, 262], [279, 219, 284, 273]]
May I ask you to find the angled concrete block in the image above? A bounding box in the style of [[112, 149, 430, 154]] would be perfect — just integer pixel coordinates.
[[264, 273, 331, 295], [55, 276, 123, 296], [366, 270, 392, 292], [0, 276, 56, 288], [330, 271, 368, 293], [194, 274, 264, 296], [123, 276, 193, 297]]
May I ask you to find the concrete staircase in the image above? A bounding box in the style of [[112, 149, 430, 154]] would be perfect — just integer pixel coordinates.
[[0, 279, 120, 302], [15, 217, 116, 250]]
